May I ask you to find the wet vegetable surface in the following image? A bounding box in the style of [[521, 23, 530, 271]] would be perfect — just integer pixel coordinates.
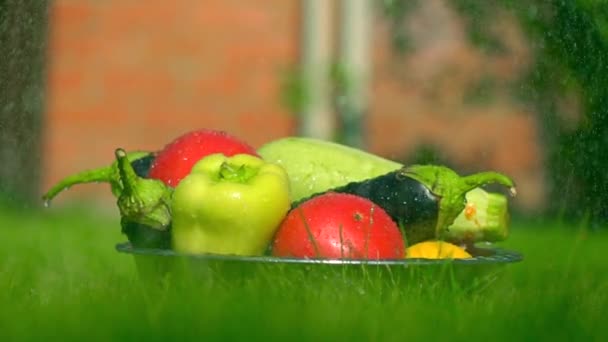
[[116, 152, 173, 250], [295, 165, 516, 245], [131, 154, 155, 178]]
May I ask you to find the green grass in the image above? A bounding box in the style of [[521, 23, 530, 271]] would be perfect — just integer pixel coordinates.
[[1, 206, 607, 341]]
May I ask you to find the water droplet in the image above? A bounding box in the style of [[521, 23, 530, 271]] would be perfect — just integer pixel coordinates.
[[43, 199, 51, 208]]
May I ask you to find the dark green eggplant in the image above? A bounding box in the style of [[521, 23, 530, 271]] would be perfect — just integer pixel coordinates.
[[42, 149, 173, 249], [131, 154, 155, 178], [293, 165, 516, 245]]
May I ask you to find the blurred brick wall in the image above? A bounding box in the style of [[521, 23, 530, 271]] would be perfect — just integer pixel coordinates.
[[43, 0, 544, 211], [367, 0, 544, 210], [43, 0, 299, 208]]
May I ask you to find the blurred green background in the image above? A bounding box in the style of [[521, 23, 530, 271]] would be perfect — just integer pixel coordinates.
[[2, 0, 608, 224], [1, 0, 608, 340]]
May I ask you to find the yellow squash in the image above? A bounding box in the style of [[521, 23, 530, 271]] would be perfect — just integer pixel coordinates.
[[406, 241, 472, 259]]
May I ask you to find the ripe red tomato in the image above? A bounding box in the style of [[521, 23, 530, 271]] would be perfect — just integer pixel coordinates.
[[271, 192, 406, 259], [148, 129, 259, 187]]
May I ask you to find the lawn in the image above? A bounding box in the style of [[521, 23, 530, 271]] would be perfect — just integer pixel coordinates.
[[1, 205, 607, 341]]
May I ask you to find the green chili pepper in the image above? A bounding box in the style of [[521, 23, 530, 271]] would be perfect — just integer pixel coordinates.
[[114, 148, 172, 230], [42, 151, 155, 204], [171, 153, 291, 256], [114, 149, 173, 249]]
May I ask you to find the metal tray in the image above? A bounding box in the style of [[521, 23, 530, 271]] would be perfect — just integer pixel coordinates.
[[116, 242, 523, 292]]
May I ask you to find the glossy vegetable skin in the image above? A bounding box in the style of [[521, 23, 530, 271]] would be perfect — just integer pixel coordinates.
[[114, 149, 173, 250], [272, 192, 405, 259], [171, 153, 291, 256], [294, 165, 516, 245], [148, 129, 259, 187], [257, 137, 401, 202], [318, 170, 439, 245], [446, 188, 510, 244], [131, 154, 155, 178], [406, 241, 472, 259]]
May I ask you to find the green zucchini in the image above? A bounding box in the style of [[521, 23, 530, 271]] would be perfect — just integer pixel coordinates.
[[258, 137, 401, 202], [446, 188, 510, 244]]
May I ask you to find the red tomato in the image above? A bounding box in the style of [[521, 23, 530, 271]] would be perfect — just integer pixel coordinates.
[[148, 129, 259, 187], [272, 192, 406, 259]]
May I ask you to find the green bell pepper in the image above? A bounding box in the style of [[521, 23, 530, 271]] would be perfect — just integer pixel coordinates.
[[171, 153, 291, 256]]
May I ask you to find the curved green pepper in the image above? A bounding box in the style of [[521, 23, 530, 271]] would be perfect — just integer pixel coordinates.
[[42, 151, 155, 204], [114, 149, 173, 249], [42, 148, 172, 249], [171, 153, 291, 256]]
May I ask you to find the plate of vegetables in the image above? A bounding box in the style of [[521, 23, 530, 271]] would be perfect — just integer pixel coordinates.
[[43, 129, 522, 286]]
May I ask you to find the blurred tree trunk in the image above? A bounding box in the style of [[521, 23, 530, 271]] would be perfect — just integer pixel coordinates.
[[299, 0, 335, 140], [337, 0, 372, 148], [0, 0, 48, 206]]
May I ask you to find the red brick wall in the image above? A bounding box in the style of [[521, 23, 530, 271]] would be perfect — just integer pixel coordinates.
[[43, 0, 299, 207], [43, 0, 544, 211], [367, 0, 544, 209]]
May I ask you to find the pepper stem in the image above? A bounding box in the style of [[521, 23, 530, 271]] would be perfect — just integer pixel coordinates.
[[115, 148, 138, 196], [219, 162, 257, 183], [460, 171, 517, 197], [219, 162, 238, 180], [42, 166, 113, 203]]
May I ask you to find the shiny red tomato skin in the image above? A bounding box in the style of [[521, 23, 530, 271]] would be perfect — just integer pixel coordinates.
[[272, 192, 406, 259], [148, 129, 259, 187]]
